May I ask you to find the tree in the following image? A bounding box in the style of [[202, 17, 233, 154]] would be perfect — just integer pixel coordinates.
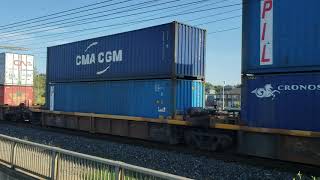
[[213, 85, 223, 94], [234, 84, 241, 88], [205, 82, 214, 94], [33, 70, 46, 105]]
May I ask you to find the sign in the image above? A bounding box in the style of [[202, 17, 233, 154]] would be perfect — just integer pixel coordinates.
[[1, 53, 34, 86], [251, 84, 320, 100], [75, 42, 123, 75], [260, 0, 273, 65]]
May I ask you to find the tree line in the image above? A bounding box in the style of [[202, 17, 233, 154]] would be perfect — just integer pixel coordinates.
[[205, 82, 241, 94]]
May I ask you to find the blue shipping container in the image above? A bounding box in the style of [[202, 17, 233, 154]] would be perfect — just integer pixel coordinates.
[[47, 22, 206, 82], [242, 73, 320, 131], [48, 79, 204, 118], [242, 0, 320, 74]]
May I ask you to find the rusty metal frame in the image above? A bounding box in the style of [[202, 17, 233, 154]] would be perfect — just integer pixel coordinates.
[[36, 109, 320, 138]]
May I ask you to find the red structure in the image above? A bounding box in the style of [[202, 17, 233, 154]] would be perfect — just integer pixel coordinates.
[[0, 86, 33, 106]]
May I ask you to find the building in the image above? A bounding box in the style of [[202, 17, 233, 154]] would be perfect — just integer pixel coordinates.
[[206, 87, 241, 109]]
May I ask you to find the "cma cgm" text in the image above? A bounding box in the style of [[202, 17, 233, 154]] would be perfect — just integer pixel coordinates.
[[76, 50, 123, 66]]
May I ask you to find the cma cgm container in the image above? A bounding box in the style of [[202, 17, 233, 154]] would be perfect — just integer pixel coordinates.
[[241, 73, 320, 131], [48, 79, 204, 118], [47, 22, 206, 82], [0, 53, 34, 86], [0, 85, 33, 106], [242, 0, 320, 74]]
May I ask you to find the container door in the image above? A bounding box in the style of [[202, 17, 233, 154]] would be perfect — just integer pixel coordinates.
[[50, 86, 54, 111]]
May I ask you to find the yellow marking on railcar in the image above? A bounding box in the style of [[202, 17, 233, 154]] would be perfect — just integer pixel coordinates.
[[213, 123, 320, 138], [29, 108, 42, 112], [37, 110, 320, 138]]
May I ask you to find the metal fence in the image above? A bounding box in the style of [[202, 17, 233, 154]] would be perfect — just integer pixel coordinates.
[[0, 134, 192, 180]]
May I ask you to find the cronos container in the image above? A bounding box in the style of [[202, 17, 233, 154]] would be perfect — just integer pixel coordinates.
[[241, 73, 320, 131], [0, 85, 33, 106], [48, 79, 204, 118], [47, 21, 206, 82], [242, 0, 320, 74], [0, 53, 34, 86]]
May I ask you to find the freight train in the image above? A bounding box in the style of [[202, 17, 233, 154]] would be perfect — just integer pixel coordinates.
[[1, 0, 320, 167]]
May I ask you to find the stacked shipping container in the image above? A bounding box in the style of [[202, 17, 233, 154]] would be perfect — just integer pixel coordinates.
[[47, 22, 206, 118], [0, 53, 34, 106], [241, 0, 320, 131]]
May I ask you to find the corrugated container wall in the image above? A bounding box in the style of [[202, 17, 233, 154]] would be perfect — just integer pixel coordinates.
[[0, 53, 34, 86], [241, 73, 320, 131], [242, 0, 320, 74], [47, 22, 206, 82], [48, 79, 204, 118], [0, 85, 33, 106]]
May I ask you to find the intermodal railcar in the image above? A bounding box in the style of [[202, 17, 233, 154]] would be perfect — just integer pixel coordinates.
[[1, 2, 320, 168]]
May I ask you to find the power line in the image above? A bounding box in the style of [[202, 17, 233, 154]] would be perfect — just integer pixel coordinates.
[[32, 26, 242, 58], [17, 0, 235, 48], [57, 11, 240, 48], [208, 26, 240, 34], [18, 2, 223, 48], [0, 0, 214, 39], [1, 0, 247, 48], [30, 24, 241, 58], [187, 8, 241, 22], [1, 2, 242, 44], [28, 14, 242, 55], [0, 0, 121, 29], [0, 0, 158, 35], [195, 15, 241, 26]]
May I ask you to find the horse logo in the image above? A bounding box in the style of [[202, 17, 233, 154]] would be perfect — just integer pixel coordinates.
[[251, 84, 280, 100]]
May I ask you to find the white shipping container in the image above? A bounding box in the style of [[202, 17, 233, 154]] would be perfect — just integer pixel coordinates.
[[0, 53, 34, 86]]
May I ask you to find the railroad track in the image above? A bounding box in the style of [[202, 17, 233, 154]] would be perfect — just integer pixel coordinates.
[[0, 120, 318, 179]]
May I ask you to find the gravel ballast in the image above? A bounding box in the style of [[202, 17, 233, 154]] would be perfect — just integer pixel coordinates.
[[0, 124, 295, 180]]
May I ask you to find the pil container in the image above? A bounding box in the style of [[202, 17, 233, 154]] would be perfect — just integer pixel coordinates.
[[48, 79, 204, 118], [242, 0, 320, 74], [242, 73, 320, 131], [47, 22, 206, 82]]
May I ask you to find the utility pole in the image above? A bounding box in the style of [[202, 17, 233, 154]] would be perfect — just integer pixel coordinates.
[[222, 81, 226, 110]]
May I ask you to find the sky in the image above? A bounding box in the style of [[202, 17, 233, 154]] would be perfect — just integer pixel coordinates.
[[0, 0, 242, 85]]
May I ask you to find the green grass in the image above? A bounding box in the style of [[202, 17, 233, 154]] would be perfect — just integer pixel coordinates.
[[292, 171, 320, 180]]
